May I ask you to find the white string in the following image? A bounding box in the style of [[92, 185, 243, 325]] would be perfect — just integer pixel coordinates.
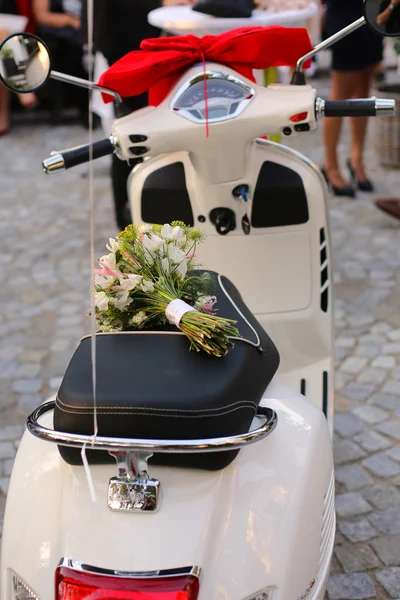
[[84, 0, 97, 503]]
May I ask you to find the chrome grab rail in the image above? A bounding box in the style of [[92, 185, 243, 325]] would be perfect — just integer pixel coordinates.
[[27, 401, 277, 454]]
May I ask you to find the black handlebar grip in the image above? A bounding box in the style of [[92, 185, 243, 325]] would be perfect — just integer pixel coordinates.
[[323, 100, 376, 118], [62, 138, 115, 169]]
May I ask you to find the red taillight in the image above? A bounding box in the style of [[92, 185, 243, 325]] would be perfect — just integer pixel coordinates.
[[56, 566, 199, 600]]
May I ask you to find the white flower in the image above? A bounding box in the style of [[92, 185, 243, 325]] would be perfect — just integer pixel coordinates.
[[110, 291, 133, 310], [95, 291, 109, 311], [95, 274, 114, 289], [141, 279, 155, 293], [139, 224, 153, 234], [106, 237, 119, 253], [131, 310, 147, 325], [142, 234, 165, 258], [161, 224, 185, 241], [161, 257, 171, 274], [167, 245, 187, 276], [99, 252, 117, 272], [119, 274, 143, 291]]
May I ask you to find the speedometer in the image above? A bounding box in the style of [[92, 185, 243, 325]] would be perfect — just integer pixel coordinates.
[[170, 71, 255, 124]]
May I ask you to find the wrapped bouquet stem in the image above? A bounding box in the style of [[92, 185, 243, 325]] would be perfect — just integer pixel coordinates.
[[93, 222, 239, 357]]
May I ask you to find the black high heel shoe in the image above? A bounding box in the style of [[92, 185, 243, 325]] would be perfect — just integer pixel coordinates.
[[321, 167, 356, 198], [347, 159, 374, 192]]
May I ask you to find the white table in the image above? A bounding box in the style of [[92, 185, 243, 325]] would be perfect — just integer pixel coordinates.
[[0, 14, 28, 34], [148, 3, 318, 37]]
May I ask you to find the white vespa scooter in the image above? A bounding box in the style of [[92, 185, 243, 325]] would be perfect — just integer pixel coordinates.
[[0, 2, 397, 599]]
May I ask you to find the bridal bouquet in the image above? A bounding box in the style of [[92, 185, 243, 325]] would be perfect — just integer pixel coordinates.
[[93, 222, 239, 357]]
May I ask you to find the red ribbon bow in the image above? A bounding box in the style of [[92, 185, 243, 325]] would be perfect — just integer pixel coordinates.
[[99, 26, 313, 107]]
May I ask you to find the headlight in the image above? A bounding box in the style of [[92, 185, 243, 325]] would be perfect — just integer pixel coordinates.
[[8, 570, 39, 600]]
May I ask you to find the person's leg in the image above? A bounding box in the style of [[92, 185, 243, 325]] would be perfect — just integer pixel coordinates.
[[0, 84, 10, 134], [348, 66, 375, 182], [322, 69, 355, 188]]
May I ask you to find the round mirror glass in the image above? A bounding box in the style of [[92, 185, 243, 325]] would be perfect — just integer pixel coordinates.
[[0, 33, 51, 93], [364, 0, 400, 37]]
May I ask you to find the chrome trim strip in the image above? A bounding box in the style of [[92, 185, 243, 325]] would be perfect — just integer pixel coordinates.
[[170, 70, 255, 124], [27, 401, 277, 453], [58, 558, 201, 580]]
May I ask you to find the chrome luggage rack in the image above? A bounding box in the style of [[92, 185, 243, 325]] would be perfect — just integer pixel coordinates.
[[27, 401, 277, 514]]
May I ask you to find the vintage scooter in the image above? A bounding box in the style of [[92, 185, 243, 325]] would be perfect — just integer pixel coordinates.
[[0, 1, 397, 599]]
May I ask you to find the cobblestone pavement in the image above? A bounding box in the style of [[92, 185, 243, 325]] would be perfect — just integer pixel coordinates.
[[0, 71, 400, 599]]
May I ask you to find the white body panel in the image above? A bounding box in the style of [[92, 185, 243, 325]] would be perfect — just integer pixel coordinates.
[[1, 381, 334, 600]]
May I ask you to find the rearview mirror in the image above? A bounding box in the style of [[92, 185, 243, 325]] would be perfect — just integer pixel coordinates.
[[0, 33, 51, 93], [364, 0, 400, 37]]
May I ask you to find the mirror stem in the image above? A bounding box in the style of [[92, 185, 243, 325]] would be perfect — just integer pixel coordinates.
[[50, 70, 122, 104], [291, 16, 366, 85]]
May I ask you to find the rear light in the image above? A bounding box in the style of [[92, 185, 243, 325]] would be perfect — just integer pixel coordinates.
[[8, 570, 40, 600], [56, 565, 200, 600]]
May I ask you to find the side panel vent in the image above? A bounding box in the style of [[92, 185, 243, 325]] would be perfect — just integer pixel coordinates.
[[319, 228, 329, 313], [322, 371, 328, 419], [318, 471, 335, 582]]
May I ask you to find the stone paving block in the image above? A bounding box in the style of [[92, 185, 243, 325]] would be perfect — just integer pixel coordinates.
[[388, 329, 400, 342], [357, 369, 387, 386], [0, 425, 24, 442], [387, 448, 400, 463], [18, 394, 41, 413], [383, 381, 400, 395], [376, 567, 400, 599], [341, 357, 369, 374], [3, 460, 14, 477], [336, 337, 356, 349], [0, 479, 9, 496], [334, 440, 367, 465], [342, 383, 376, 403], [11, 379, 42, 394], [353, 431, 391, 453], [362, 454, 400, 478], [327, 573, 376, 600], [376, 420, 400, 442], [371, 395, 399, 411], [371, 356, 396, 370], [371, 323, 393, 335], [335, 465, 374, 491], [371, 536, 400, 567], [336, 493, 372, 518], [355, 345, 380, 359], [334, 413, 365, 438], [14, 363, 41, 378], [0, 443, 16, 460], [362, 484, 400, 511], [382, 344, 400, 356], [335, 543, 381, 574], [352, 405, 389, 425], [338, 519, 377, 543], [369, 507, 400, 535]]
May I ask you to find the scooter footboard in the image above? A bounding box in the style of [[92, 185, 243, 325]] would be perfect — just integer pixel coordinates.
[[1, 380, 334, 600]]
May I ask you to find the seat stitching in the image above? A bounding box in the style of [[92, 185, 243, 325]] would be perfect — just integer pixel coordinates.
[[55, 405, 257, 418], [56, 396, 258, 412]]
